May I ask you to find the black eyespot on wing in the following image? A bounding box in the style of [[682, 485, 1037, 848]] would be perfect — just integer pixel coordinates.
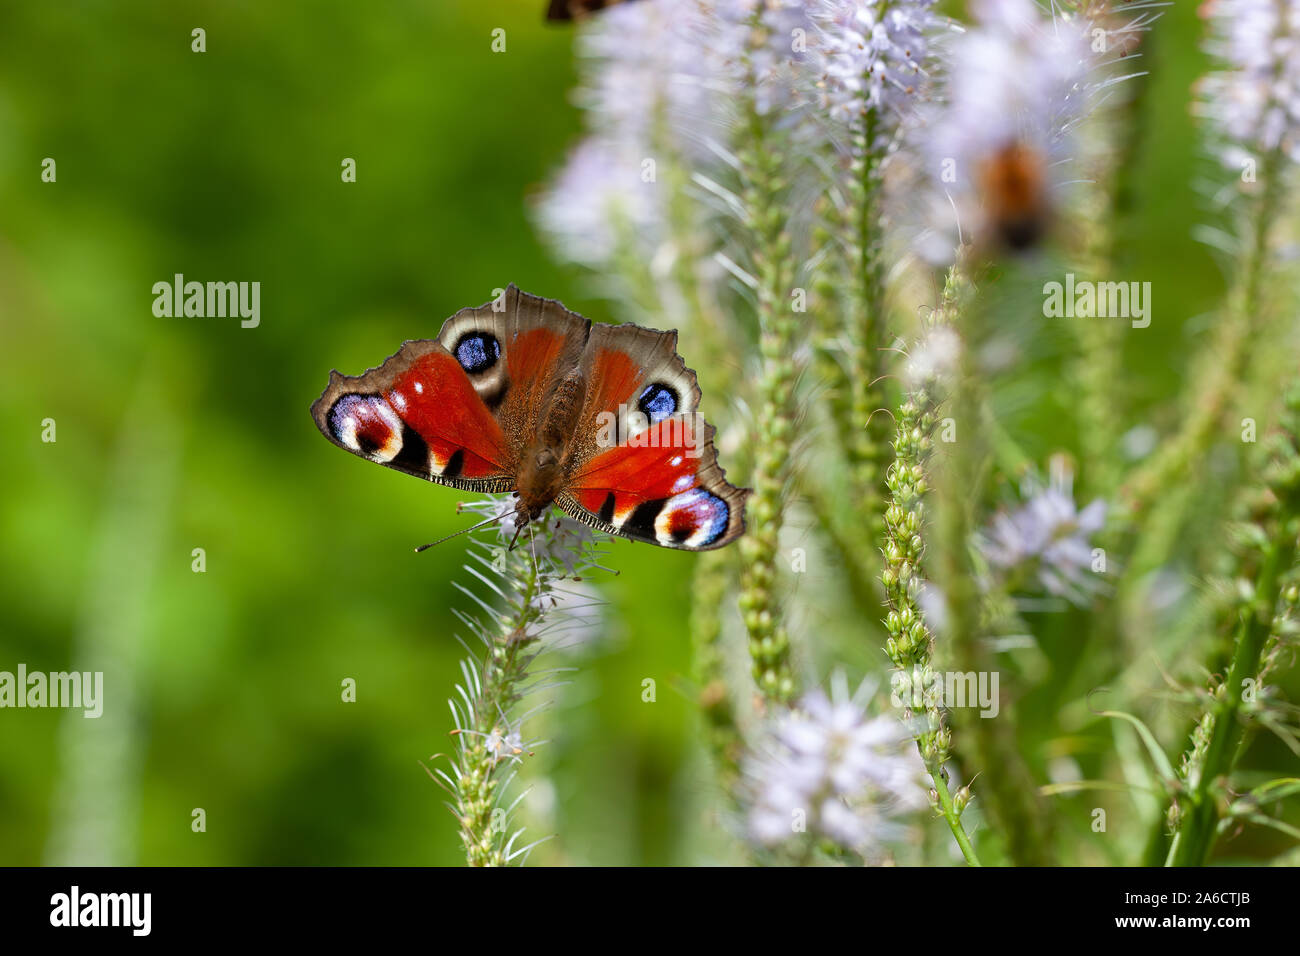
[[454, 332, 501, 374], [637, 383, 678, 424], [624, 498, 665, 540], [355, 431, 381, 456], [328, 393, 401, 458], [598, 492, 616, 526], [442, 448, 465, 479], [392, 423, 430, 472]]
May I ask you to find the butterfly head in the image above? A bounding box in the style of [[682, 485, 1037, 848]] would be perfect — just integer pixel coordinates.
[[514, 443, 566, 521]]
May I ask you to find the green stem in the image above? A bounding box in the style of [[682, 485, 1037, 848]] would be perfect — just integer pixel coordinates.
[[846, 108, 891, 532], [1121, 149, 1281, 526], [881, 264, 982, 867], [1171, 516, 1300, 865], [1137, 149, 1286, 865], [692, 549, 744, 791], [934, 264, 1054, 866], [735, 33, 798, 706], [934, 771, 982, 867], [457, 551, 544, 867], [1068, 30, 1156, 500]]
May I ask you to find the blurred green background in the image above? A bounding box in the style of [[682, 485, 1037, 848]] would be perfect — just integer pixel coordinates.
[[0, 1, 1270, 865]]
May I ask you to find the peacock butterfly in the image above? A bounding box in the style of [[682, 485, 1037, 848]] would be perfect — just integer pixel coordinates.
[[311, 286, 749, 550]]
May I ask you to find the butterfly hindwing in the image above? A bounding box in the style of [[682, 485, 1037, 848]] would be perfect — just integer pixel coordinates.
[[559, 415, 748, 550], [558, 322, 748, 551]]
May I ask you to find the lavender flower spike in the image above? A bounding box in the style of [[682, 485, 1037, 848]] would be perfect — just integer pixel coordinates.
[[978, 455, 1108, 603], [809, 0, 941, 129]]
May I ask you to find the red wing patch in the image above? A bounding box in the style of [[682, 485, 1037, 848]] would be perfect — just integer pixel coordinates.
[[583, 346, 643, 425], [386, 350, 509, 479], [571, 417, 702, 516], [507, 328, 570, 391], [565, 415, 745, 550], [312, 342, 513, 489], [485, 326, 578, 438]]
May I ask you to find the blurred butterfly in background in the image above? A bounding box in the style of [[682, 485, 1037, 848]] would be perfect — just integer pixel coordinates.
[[978, 140, 1051, 251], [546, 0, 642, 21], [312, 286, 748, 551]]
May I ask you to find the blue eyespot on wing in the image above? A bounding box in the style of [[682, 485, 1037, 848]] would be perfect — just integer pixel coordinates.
[[638, 383, 678, 424], [454, 332, 501, 374]]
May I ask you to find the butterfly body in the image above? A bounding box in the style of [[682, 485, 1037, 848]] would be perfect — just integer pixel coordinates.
[[517, 372, 583, 518], [312, 286, 749, 550]]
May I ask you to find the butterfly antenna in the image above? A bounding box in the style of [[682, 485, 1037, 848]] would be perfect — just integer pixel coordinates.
[[414, 509, 519, 553]]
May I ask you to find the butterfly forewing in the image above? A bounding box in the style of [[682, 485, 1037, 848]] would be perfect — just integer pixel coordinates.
[[311, 340, 515, 491], [435, 285, 589, 456]]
